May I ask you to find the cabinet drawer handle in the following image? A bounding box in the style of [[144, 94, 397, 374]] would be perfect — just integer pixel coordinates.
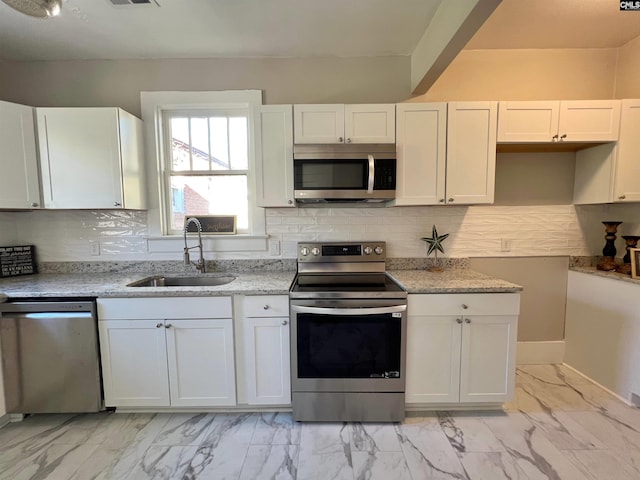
[[552, 134, 559, 142], [462, 304, 468, 309], [464, 318, 471, 324], [439, 198, 445, 203], [165, 323, 172, 329], [339, 137, 344, 143], [114, 202, 122, 207], [346, 138, 352, 143], [456, 318, 462, 324], [263, 305, 270, 310], [448, 198, 454, 203], [619, 195, 626, 200], [156, 322, 163, 328], [560, 134, 567, 141], [282, 320, 288, 326]]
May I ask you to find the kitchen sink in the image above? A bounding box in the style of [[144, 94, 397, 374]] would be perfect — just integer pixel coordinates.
[[127, 275, 236, 287]]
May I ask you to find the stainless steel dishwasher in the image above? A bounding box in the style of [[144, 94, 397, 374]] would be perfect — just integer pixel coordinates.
[[0, 300, 103, 414]]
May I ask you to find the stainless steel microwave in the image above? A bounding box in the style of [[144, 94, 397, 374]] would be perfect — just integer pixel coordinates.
[[293, 144, 396, 203]]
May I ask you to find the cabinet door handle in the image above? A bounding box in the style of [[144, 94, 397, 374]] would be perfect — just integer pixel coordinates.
[[346, 138, 352, 143], [156, 322, 163, 328], [560, 134, 567, 141], [619, 195, 626, 200], [114, 202, 122, 207], [439, 198, 445, 203], [552, 134, 559, 142], [456, 318, 462, 324], [464, 318, 471, 324], [288, 200, 293, 205], [462, 304, 468, 309], [339, 137, 344, 143], [448, 198, 454, 203], [263, 305, 270, 310], [31, 202, 39, 208], [165, 323, 172, 328], [282, 320, 288, 326]]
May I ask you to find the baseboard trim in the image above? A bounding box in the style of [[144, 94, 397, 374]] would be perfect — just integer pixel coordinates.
[[517, 341, 565, 365], [562, 362, 633, 407]]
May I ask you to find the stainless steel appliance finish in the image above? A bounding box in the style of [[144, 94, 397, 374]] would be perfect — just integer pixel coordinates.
[[289, 242, 407, 422], [0, 301, 103, 414], [293, 144, 396, 203]]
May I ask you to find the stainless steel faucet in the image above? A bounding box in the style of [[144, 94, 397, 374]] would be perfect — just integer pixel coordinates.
[[183, 217, 206, 273]]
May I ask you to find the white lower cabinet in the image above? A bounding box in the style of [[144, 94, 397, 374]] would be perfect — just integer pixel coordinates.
[[98, 297, 236, 408], [236, 295, 291, 405], [406, 293, 519, 405]]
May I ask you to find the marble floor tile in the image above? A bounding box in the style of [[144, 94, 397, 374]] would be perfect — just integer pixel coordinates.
[[459, 452, 530, 480], [1, 365, 639, 480], [239, 445, 298, 480], [251, 412, 301, 445], [352, 451, 412, 480]]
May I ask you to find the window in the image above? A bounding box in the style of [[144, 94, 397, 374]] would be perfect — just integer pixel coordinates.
[[163, 109, 251, 235]]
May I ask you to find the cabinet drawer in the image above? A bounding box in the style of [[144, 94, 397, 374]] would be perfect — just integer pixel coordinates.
[[98, 297, 232, 320], [242, 295, 289, 317], [408, 293, 520, 316]]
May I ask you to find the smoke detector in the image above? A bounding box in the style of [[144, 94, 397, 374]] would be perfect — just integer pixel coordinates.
[[1, 0, 62, 17]]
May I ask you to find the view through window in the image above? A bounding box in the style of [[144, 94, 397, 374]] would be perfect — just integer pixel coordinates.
[[164, 110, 250, 234]]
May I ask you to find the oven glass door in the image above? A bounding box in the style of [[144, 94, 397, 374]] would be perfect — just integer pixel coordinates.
[[291, 303, 406, 391]]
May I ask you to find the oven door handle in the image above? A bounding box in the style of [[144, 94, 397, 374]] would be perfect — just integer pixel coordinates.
[[290, 304, 406, 316]]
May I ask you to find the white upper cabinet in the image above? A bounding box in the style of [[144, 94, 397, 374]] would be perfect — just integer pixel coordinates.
[[294, 104, 395, 144], [0, 100, 41, 209], [446, 102, 498, 205], [36, 107, 146, 209], [574, 99, 640, 204], [498, 100, 621, 143], [257, 105, 295, 207], [394, 103, 447, 205]]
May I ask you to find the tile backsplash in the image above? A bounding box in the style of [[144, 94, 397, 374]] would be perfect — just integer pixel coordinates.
[[1, 203, 638, 262]]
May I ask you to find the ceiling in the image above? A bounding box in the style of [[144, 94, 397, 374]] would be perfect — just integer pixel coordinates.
[[0, 0, 443, 61], [0, 0, 638, 63]]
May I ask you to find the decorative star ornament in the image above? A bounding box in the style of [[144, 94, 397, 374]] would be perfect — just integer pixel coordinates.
[[422, 225, 449, 256]]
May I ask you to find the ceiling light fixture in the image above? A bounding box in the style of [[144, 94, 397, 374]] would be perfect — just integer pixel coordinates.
[[1, 0, 62, 18]]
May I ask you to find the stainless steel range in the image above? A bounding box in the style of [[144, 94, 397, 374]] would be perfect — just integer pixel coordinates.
[[289, 241, 407, 422]]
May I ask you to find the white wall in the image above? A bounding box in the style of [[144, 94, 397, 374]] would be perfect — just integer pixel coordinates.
[[10, 204, 596, 262]]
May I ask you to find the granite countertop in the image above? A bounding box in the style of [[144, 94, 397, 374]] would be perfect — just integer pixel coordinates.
[[388, 269, 523, 294], [569, 266, 640, 286], [0, 267, 523, 300], [0, 271, 297, 299]]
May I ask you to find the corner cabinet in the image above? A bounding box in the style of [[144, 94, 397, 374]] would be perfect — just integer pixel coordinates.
[[445, 102, 498, 205], [235, 295, 291, 405], [256, 105, 295, 207], [574, 99, 640, 204], [36, 107, 146, 209], [97, 297, 236, 408], [497, 100, 620, 143], [0, 100, 41, 209], [406, 293, 519, 405], [293, 104, 395, 144]]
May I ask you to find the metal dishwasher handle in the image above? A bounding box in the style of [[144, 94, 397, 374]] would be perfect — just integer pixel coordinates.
[[290, 304, 406, 316]]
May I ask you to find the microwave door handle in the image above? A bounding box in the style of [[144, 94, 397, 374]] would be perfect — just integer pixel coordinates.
[[291, 305, 406, 316], [367, 154, 375, 194]]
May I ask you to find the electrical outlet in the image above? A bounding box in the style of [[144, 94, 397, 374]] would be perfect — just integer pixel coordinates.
[[90, 241, 100, 256], [269, 239, 280, 256], [500, 238, 511, 252]]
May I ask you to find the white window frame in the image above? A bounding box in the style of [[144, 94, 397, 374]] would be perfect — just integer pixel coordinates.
[[141, 91, 267, 254]]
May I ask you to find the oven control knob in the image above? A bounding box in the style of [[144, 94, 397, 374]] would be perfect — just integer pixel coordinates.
[[363, 246, 373, 255], [311, 247, 320, 256], [374, 246, 384, 255], [300, 247, 310, 256]]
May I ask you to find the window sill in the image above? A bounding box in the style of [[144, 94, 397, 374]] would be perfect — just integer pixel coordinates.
[[147, 234, 268, 253]]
